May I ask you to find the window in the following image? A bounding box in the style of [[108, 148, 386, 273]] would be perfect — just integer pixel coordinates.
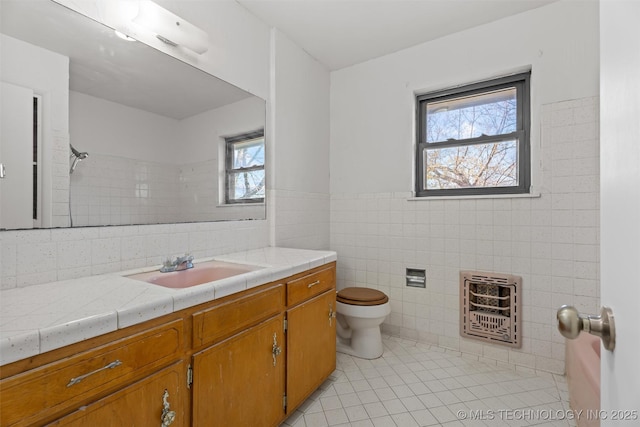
[[225, 130, 265, 204], [416, 72, 530, 197]]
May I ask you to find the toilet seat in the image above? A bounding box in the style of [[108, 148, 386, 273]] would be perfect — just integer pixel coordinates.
[[336, 287, 389, 306]]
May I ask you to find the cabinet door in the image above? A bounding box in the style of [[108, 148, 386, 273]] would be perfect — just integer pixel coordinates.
[[48, 361, 185, 427], [192, 314, 285, 427], [286, 289, 336, 412]]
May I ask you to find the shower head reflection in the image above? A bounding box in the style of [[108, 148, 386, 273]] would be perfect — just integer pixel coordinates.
[[69, 144, 89, 174]]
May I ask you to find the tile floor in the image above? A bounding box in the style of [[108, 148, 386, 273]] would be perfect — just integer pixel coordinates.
[[281, 335, 575, 427]]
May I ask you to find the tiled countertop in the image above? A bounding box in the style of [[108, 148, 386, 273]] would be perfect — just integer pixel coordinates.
[[0, 247, 336, 366]]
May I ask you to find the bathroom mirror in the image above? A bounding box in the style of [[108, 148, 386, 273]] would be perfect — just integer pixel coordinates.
[[0, 0, 266, 230]]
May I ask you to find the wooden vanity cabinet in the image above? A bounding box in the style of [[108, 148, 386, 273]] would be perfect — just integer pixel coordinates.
[[285, 265, 337, 414], [0, 262, 336, 427]]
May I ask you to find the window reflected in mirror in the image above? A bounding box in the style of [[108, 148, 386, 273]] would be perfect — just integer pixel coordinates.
[[225, 131, 265, 204]]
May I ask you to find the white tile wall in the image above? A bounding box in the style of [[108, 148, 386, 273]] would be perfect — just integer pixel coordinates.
[[273, 189, 330, 250], [67, 154, 260, 226], [0, 220, 269, 290], [330, 97, 600, 374], [69, 153, 181, 227], [51, 131, 70, 228], [179, 159, 218, 222]]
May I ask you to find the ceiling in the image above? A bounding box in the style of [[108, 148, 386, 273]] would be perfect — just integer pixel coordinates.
[[238, 0, 559, 70]]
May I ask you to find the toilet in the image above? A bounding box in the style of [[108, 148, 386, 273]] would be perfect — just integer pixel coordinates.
[[335, 287, 391, 359]]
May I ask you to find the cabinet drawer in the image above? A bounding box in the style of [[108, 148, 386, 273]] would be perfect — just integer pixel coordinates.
[[193, 283, 285, 348], [48, 362, 185, 427], [1, 319, 183, 427], [287, 265, 336, 306]]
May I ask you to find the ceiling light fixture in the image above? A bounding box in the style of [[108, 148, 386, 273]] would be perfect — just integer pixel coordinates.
[[132, 0, 209, 54]]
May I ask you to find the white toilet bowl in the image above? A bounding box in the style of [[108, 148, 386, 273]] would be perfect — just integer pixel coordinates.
[[335, 287, 391, 359]]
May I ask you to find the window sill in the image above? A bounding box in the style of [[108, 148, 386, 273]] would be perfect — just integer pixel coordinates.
[[216, 203, 265, 208], [407, 192, 541, 202]]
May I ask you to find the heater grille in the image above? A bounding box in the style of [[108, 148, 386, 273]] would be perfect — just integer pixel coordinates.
[[460, 271, 521, 348]]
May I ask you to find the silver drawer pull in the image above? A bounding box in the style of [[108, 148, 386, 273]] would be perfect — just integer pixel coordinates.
[[307, 280, 320, 288], [67, 359, 123, 387]]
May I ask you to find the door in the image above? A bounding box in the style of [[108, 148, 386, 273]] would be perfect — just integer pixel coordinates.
[[192, 314, 285, 427], [286, 289, 336, 413], [0, 81, 34, 229], [600, 0, 640, 421]]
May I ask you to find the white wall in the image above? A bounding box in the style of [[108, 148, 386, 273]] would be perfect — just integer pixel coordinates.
[[179, 96, 265, 164], [330, 0, 600, 373], [270, 29, 330, 249], [331, 1, 599, 195], [271, 30, 330, 195], [70, 91, 180, 164]]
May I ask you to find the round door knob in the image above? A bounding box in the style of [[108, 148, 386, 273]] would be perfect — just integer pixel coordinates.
[[557, 305, 583, 339], [556, 305, 616, 351]]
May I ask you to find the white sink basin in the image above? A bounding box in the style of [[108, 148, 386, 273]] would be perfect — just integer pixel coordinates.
[[126, 260, 263, 289]]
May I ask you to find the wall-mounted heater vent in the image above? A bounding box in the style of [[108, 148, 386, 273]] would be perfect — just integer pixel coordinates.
[[460, 271, 522, 348]]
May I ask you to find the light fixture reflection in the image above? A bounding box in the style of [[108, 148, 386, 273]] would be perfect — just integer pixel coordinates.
[[133, 0, 209, 54], [114, 30, 136, 41]]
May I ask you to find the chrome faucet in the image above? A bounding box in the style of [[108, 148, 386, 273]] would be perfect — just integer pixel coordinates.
[[160, 254, 194, 273]]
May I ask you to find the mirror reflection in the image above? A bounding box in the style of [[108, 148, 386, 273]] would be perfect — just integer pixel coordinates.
[[0, 0, 266, 230]]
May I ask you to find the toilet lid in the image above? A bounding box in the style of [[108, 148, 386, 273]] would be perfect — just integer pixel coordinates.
[[336, 287, 389, 306]]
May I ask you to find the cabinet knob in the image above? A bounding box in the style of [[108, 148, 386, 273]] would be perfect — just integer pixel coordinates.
[[272, 333, 282, 366], [161, 389, 177, 426], [328, 303, 337, 327]]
